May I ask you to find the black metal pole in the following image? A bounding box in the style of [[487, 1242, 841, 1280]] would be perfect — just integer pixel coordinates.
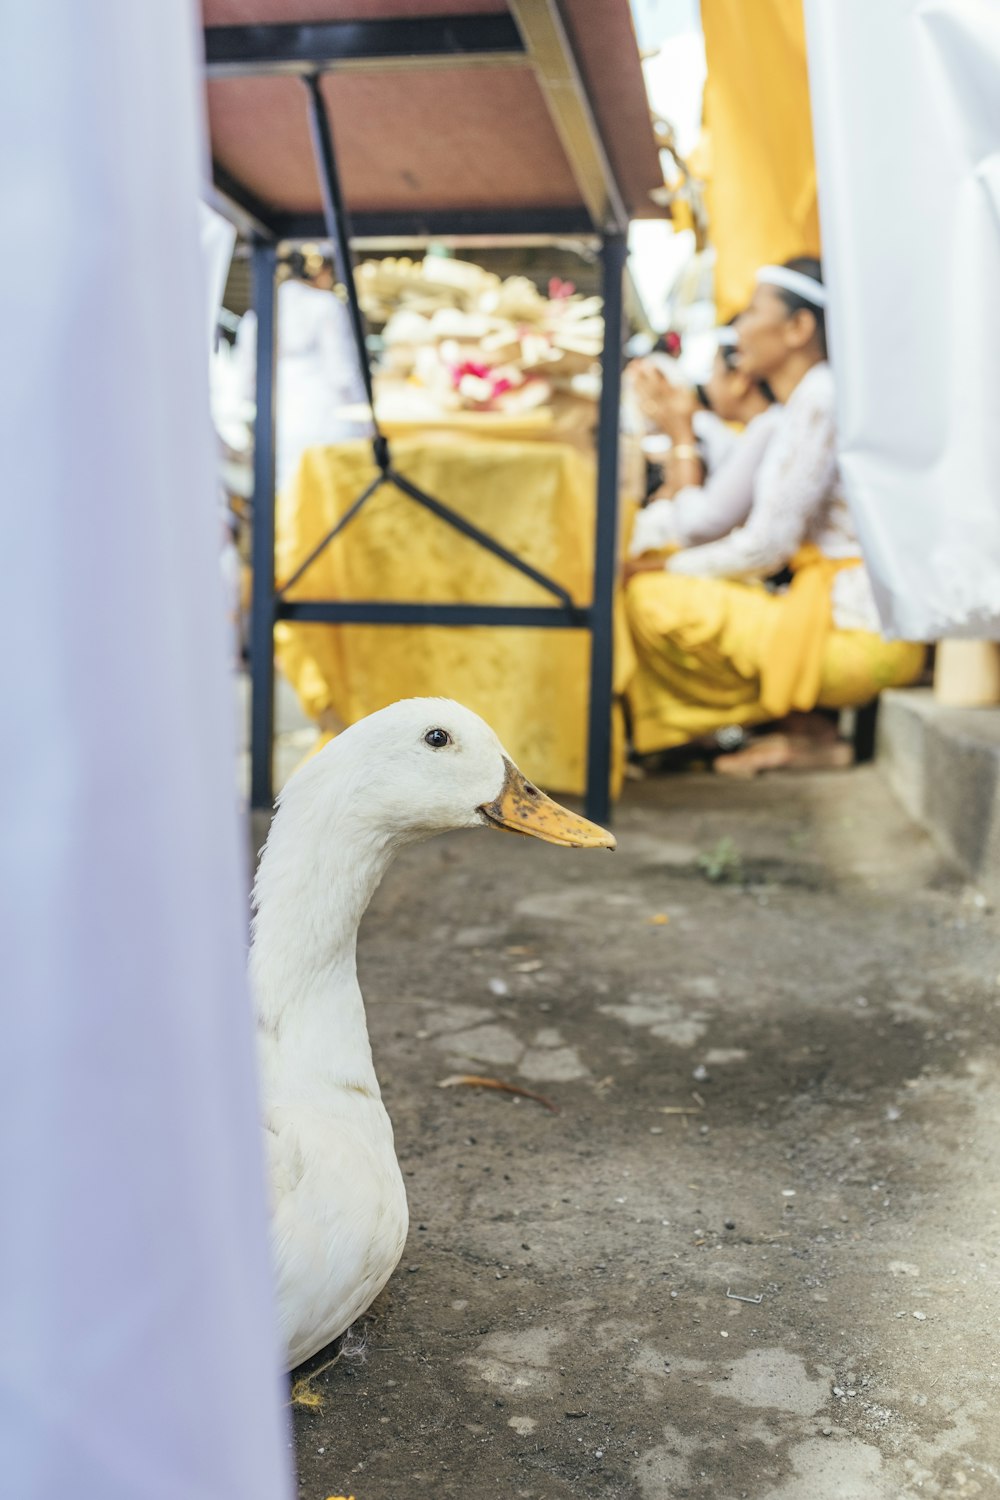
[[584, 233, 627, 825], [302, 73, 384, 457], [250, 240, 278, 811]]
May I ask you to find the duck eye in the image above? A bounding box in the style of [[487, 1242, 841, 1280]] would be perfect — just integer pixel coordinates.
[[424, 728, 451, 749]]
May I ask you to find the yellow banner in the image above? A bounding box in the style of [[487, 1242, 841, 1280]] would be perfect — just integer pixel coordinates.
[[701, 0, 821, 320]]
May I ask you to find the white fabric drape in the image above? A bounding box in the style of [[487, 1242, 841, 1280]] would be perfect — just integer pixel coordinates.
[[200, 203, 237, 356], [0, 4, 291, 1497], [804, 0, 1000, 640]]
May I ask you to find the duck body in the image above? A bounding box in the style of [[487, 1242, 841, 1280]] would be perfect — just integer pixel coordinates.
[[258, 983, 407, 1369], [249, 698, 613, 1370], [263, 1077, 407, 1368]]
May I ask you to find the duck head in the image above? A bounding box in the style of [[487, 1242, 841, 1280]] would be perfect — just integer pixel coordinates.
[[251, 699, 613, 1039], [298, 697, 615, 850]]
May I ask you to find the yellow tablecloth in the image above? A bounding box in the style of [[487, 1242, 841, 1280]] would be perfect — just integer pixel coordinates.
[[274, 433, 635, 797]]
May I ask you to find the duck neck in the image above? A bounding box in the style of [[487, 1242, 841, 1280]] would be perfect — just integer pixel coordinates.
[[250, 806, 399, 1095]]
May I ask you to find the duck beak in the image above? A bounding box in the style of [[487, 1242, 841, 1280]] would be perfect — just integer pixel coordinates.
[[479, 758, 616, 850]]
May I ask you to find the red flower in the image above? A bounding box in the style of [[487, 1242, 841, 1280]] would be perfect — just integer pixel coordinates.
[[449, 359, 492, 388], [449, 358, 521, 405]]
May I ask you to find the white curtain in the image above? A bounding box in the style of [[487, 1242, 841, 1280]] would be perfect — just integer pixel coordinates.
[[200, 202, 238, 356], [804, 0, 1000, 641], [0, 4, 291, 1497]]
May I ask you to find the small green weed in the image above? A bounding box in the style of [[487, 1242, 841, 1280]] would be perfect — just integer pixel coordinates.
[[697, 836, 744, 884]]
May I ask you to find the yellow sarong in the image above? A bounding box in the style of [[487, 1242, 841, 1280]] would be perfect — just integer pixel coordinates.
[[625, 548, 925, 755]]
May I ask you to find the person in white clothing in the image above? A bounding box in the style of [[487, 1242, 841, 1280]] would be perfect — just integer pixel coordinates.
[[627, 330, 782, 565], [626, 257, 926, 773], [236, 248, 371, 495], [631, 266, 857, 595], [668, 360, 879, 629]]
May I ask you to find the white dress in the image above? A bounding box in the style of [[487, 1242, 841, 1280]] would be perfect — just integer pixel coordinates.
[[667, 363, 881, 633], [629, 404, 783, 557], [237, 279, 371, 494]]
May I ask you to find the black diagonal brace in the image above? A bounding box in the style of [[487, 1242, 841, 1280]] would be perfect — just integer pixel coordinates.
[[296, 71, 579, 611], [276, 471, 384, 597], [388, 469, 577, 612], [277, 464, 578, 613]]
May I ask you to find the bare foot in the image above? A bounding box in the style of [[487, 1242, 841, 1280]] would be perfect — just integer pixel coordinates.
[[779, 711, 841, 742], [715, 733, 853, 779]]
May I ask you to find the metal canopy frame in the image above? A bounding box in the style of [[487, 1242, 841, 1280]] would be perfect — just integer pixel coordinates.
[[204, 15, 527, 77], [206, 3, 631, 822]]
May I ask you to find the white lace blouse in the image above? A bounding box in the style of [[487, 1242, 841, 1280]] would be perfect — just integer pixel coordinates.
[[629, 404, 783, 557], [693, 409, 740, 473], [666, 362, 880, 633]]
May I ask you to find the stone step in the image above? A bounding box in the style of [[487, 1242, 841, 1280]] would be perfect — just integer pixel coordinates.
[[877, 686, 1000, 897]]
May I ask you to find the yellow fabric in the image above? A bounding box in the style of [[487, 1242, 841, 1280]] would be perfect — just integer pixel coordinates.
[[625, 567, 925, 756], [275, 435, 636, 798], [700, 0, 821, 320], [664, 172, 697, 238], [381, 411, 555, 442], [758, 543, 858, 718]]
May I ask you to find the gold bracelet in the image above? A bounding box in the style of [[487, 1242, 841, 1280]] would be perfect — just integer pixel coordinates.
[[670, 443, 700, 462]]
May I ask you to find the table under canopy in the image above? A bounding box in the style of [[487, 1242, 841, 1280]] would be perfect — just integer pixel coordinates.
[[275, 430, 640, 794], [201, 0, 665, 818]]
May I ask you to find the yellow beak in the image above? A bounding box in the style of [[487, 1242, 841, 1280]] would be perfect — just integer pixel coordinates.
[[479, 758, 616, 850]]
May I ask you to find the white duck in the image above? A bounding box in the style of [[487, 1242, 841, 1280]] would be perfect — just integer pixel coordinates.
[[250, 697, 614, 1370]]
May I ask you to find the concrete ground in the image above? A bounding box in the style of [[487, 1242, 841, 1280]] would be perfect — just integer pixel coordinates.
[[283, 763, 1000, 1500]]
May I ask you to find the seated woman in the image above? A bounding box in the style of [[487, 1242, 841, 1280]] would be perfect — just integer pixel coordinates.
[[625, 257, 925, 773], [628, 328, 781, 558]]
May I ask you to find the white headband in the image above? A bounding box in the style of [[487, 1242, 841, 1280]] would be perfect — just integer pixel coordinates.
[[756, 265, 828, 309], [716, 327, 739, 349]]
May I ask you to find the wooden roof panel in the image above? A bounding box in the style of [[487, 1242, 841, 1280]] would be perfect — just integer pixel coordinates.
[[203, 1, 664, 222], [208, 66, 582, 214]]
